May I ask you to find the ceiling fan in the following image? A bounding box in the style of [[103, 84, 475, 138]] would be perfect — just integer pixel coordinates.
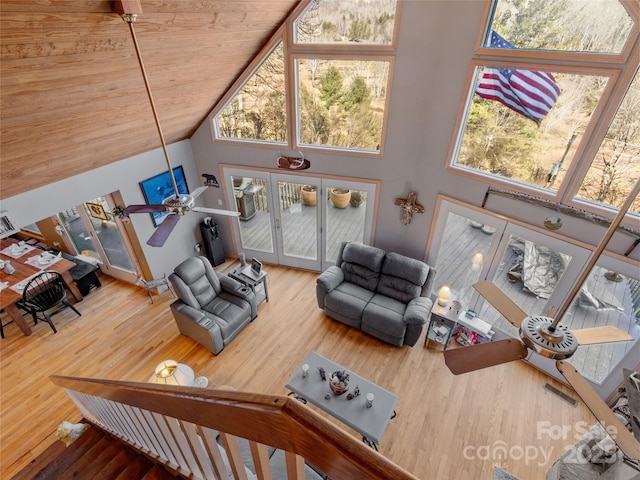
[[114, 1, 239, 248], [444, 178, 640, 463]]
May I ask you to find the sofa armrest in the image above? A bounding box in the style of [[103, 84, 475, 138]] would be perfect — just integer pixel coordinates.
[[404, 296, 433, 325], [170, 301, 225, 354], [219, 275, 258, 319], [317, 266, 344, 292]]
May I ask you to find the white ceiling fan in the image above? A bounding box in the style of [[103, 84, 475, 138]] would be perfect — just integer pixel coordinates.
[[444, 179, 640, 464], [114, 1, 239, 247]]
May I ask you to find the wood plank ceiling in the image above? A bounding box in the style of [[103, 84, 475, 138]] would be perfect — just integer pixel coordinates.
[[0, 0, 300, 200]]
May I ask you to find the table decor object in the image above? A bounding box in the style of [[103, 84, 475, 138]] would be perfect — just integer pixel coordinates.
[[329, 370, 350, 395]]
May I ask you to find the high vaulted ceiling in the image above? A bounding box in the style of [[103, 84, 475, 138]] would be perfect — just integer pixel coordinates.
[[0, 0, 300, 200]]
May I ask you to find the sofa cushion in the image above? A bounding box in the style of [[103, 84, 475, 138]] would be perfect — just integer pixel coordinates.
[[362, 298, 407, 344], [173, 257, 222, 308], [340, 243, 385, 291], [325, 283, 375, 327], [203, 296, 249, 337], [377, 252, 429, 303]]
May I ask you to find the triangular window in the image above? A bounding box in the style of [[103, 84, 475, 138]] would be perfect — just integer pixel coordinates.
[[214, 41, 286, 144]]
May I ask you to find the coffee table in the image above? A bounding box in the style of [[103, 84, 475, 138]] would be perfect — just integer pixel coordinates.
[[285, 351, 398, 449]]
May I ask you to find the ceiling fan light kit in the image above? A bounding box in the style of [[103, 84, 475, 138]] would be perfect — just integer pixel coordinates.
[[519, 315, 578, 359]]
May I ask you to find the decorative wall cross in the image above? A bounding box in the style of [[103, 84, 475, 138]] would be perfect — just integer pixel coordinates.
[[394, 191, 424, 225]]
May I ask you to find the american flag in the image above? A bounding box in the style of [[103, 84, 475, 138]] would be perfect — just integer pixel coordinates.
[[476, 31, 560, 124]]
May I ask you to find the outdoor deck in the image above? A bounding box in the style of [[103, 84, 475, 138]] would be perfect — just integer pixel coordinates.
[[238, 197, 367, 263]]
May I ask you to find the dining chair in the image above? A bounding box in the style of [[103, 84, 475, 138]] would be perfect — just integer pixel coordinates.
[[19, 271, 81, 333], [0, 310, 14, 339]]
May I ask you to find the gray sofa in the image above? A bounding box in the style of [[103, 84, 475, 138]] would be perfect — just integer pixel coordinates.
[[169, 256, 257, 355], [316, 242, 435, 347]]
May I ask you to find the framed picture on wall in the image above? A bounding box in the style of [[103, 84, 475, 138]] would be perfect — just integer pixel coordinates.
[[86, 202, 108, 221], [139, 166, 189, 227]]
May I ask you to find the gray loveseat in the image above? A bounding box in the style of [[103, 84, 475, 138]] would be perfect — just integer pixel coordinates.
[[316, 242, 435, 347], [169, 256, 257, 355]]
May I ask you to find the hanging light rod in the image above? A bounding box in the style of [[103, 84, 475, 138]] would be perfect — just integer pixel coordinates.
[[113, 0, 180, 199]]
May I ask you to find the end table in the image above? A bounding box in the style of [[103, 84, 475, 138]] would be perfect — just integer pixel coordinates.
[[228, 266, 268, 305], [425, 301, 458, 349]]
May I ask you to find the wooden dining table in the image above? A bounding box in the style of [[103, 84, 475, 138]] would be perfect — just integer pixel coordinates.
[[0, 238, 83, 336]]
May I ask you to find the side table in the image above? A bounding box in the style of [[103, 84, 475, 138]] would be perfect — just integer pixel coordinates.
[[425, 301, 459, 349], [228, 266, 268, 305]]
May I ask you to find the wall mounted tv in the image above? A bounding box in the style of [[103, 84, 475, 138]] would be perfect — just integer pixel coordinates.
[[139, 166, 189, 227]]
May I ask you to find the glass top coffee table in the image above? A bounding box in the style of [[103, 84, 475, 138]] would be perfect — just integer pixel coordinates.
[[285, 351, 398, 449]]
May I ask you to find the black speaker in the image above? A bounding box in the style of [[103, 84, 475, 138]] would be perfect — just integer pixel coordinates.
[[200, 221, 225, 266]]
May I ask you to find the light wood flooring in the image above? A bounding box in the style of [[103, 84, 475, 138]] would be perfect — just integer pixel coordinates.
[[0, 261, 598, 479]]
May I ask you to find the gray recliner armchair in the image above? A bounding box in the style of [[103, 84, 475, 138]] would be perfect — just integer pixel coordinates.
[[168, 256, 257, 355]]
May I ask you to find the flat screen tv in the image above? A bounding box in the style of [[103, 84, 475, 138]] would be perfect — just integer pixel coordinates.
[[139, 166, 189, 227]]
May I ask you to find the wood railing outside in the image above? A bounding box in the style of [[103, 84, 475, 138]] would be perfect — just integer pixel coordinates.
[[51, 375, 418, 480]]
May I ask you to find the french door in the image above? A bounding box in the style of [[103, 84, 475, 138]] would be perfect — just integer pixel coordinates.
[[222, 167, 377, 271], [427, 196, 640, 395], [57, 195, 140, 284]]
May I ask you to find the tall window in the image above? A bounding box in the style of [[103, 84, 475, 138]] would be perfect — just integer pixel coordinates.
[[296, 58, 391, 152], [211, 0, 400, 156], [450, 0, 639, 214]]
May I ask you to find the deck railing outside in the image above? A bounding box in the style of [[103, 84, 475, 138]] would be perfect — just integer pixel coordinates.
[[51, 375, 417, 480]]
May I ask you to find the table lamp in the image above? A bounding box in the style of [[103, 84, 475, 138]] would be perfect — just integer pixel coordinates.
[[437, 285, 451, 307], [151, 359, 195, 386]]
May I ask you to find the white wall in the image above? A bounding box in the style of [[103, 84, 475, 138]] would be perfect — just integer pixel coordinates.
[[0, 140, 206, 278]]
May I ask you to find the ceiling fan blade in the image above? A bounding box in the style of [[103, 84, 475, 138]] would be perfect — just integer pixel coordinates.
[[444, 338, 529, 375], [147, 214, 180, 247], [191, 207, 240, 217], [572, 326, 633, 346], [191, 186, 208, 199], [556, 360, 640, 462], [123, 204, 167, 215], [473, 280, 528, 328]]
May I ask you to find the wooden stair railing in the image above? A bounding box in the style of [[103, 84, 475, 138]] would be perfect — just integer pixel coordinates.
[[50, 375, 418, 480]]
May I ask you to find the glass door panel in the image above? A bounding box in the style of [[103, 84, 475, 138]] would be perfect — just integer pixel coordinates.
[[427, 199, 507, 304], [323, 179, 376, 269], [82, 199, 136, 273], [273, 174, 321, 270], [224, 168, 279, 266], [478, 225, 590, 338], [566, 256, 640, 388], [59, 208, 96, 258], [235, 175, 274, 254]]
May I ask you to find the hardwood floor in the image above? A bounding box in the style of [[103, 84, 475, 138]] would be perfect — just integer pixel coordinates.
[[0, 261, 597, 479]]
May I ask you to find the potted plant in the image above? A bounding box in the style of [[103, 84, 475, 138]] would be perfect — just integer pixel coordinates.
[[330, 188, 351, 209], [301, 185, 317, 206], [349, 191, 364, 208]]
